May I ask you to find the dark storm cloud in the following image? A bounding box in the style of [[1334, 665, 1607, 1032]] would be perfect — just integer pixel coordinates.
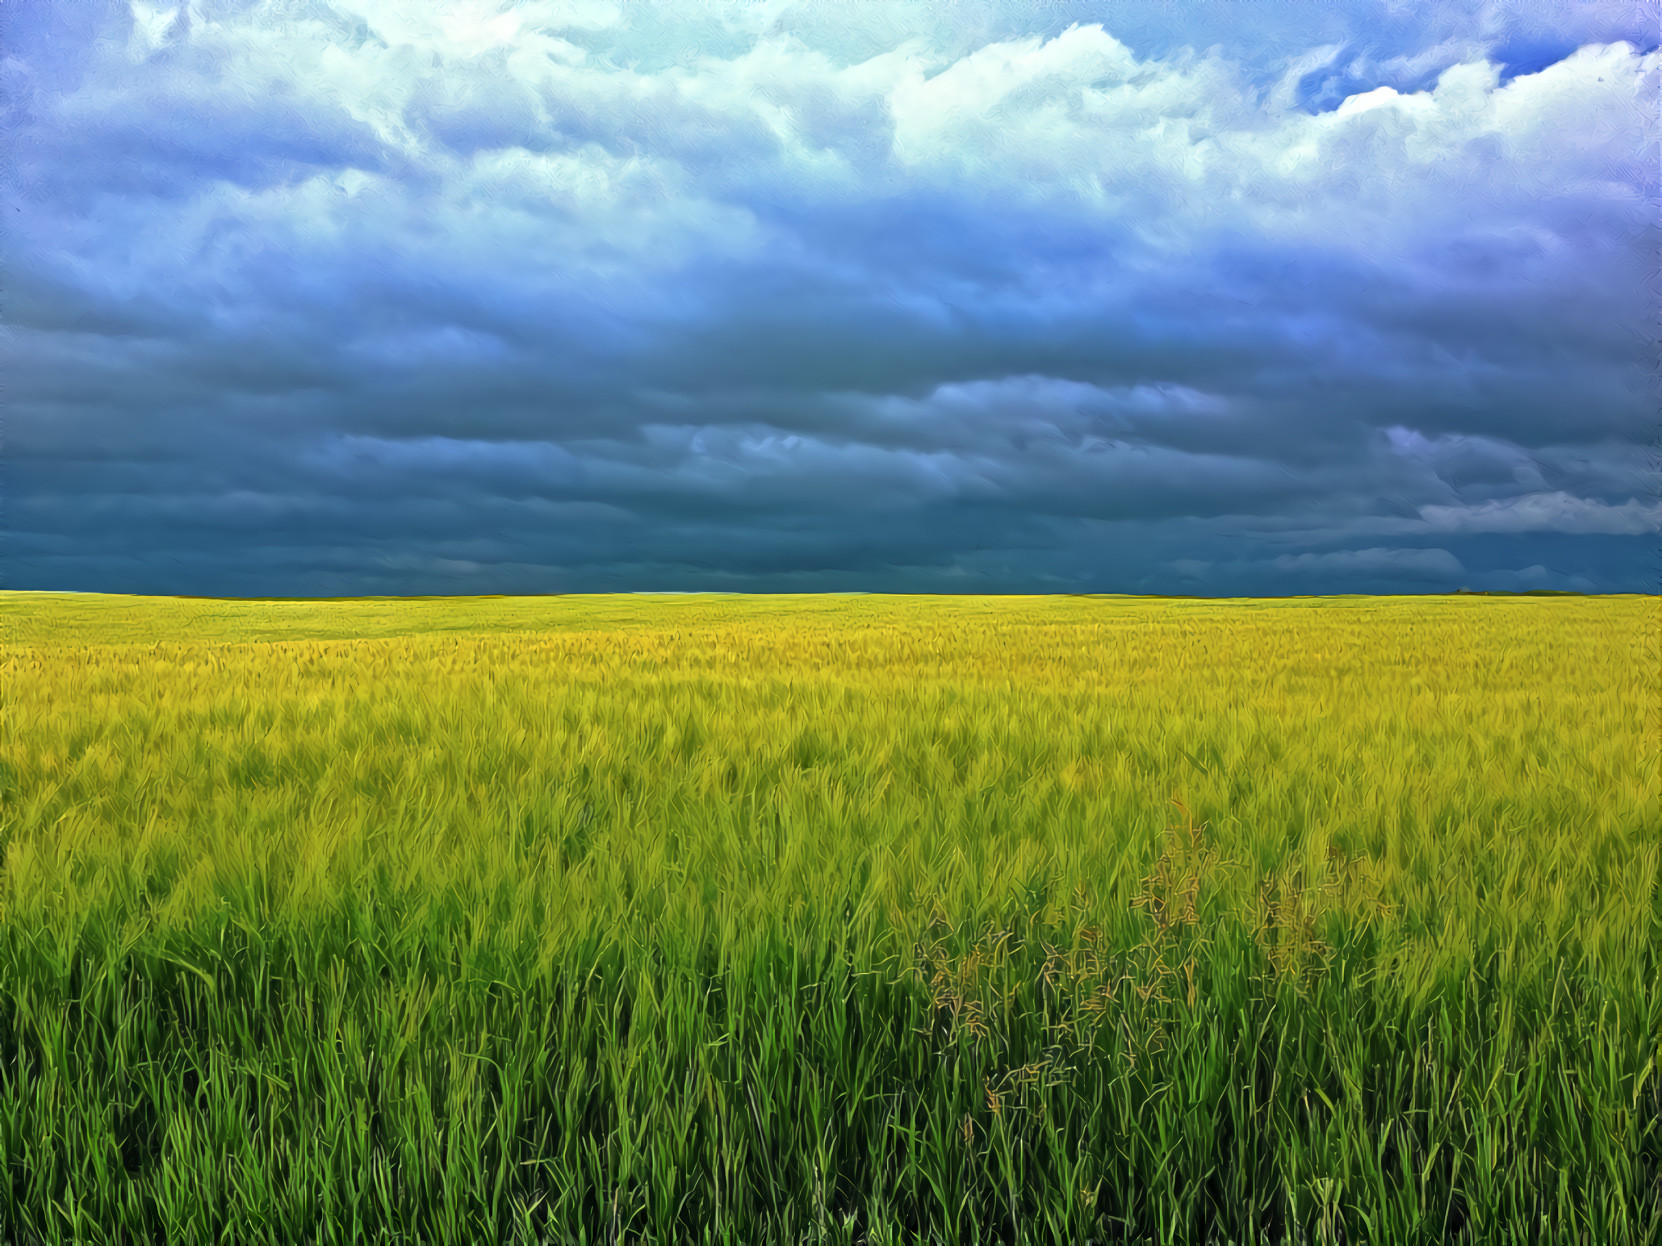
[[4, 0, 1656, 596]]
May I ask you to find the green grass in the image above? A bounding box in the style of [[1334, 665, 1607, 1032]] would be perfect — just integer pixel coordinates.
[[1, 592, 1657, 1244]]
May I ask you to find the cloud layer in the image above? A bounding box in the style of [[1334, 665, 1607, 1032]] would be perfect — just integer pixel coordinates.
[[5, 0, 1657, 594]]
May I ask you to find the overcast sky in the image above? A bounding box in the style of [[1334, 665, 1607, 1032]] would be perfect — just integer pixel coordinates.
[[5, 0, 1657, 595]]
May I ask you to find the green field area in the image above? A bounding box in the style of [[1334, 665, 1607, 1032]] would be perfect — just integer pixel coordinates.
[[1, 593, 1656, 1244]]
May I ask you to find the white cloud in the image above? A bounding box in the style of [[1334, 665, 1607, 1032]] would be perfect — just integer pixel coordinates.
[[1418, 491, 1662, 535], [7, 1, 1655, 593], [50, 4, 1656, 263], [1333, 85, 1416, 117]]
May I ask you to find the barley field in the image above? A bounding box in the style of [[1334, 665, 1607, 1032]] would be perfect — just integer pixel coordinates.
[[0, 592, 1656, 1245]]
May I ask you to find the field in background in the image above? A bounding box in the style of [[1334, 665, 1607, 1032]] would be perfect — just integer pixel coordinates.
[[1, 593, 1656, 1244]]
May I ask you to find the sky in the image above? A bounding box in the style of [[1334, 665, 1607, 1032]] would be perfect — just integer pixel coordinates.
[[4, 0, 1658, 596]]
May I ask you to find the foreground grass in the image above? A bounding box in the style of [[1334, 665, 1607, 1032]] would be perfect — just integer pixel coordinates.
[[0, 592, 1656, 1244]]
